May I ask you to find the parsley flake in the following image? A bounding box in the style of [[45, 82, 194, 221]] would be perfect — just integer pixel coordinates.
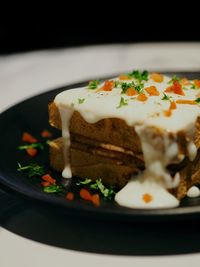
[[128, 70, 149, 82], [18, 143, 44, 150], [17, 163, 45, 177], [116, 97, 128, 108], [76, 178, 116, 200], [195, 97, 200, 103], [167, 75, 180, 84], [78, 98, 85, 104], [76, 178, 92, 185], [88, 80, 100, 89], [43, 185, 63, 193], [162, 93, 170, 100], [90, 179, 116, 200]]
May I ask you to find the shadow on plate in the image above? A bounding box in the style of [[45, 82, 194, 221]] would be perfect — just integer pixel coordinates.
[[0, 187, 200, 256]]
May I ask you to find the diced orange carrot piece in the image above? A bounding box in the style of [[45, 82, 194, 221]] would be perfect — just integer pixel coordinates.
[[194, 79, 200, 88], [126, 87, 138, 96], [137, 93, 148, 101], [80, 188, 92, 201], [119, 74, 129, 80], [41, 181, 51, 187], [165, 86, 173, 93], [170, 101, 176, 110], [180, 78, 191, 85], [102, 80, 114, 91], [143, 193, 153, 203], [42, 174, 56, 185], [163, 109, 172, 117], [22, 132, 38, 143], [173, 81, 185, 95], [66, 192, 75, 201], [165, 82, 184, 95], [91, 194, 100, 207], [150, 73, 164, 83], [26, 148, 38, 157], [176, 99, 197, 105], [145, 86, 160, 96], [41, 130, 52, 138]]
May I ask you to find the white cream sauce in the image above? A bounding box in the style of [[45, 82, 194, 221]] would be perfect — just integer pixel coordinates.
[[115, 177, 179, 209], [58, 105, 74, 178], [187, 186, 200, 198], [187, 141, 197, 161], [54, 74, 200, 208]]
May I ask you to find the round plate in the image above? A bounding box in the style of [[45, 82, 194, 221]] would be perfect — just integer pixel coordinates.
[[1, 72, 200, 222]]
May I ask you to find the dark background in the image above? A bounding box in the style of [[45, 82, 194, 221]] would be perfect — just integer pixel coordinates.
[[0, 5, 199, 54]]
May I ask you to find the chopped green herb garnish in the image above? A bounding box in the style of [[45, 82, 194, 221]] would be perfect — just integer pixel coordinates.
[[78, 98, 85, 104], [43, 185, 63, 193], [90, 179, 116, 200], [191, 84, 196, 89], [162, 93, 170, 100], [121, 82, 134, 94], [88, 80, 100, 89], [128, 70, 149, 82], [167, 75, 180, 84], [76, 178, 116, 200], [18, 143, 44, 150], [116, 97, 128, 108], [114, 80, 121, 88], [17, 163, 45, 177], [134, 83, 144, 93], [195, 97, 200, 103], [76, 178, 92, 185]]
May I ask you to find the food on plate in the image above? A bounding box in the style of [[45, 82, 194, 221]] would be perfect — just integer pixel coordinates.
[[48, 71, 200, 209]]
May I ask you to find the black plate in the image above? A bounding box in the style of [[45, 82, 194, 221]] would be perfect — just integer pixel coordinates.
[[1, 72, 200, 222]]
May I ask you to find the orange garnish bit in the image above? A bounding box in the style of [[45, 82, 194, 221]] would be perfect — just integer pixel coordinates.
[[126, 87, 138, 96], [102, 80, 114, 91], [137, 93, 148, 101], [170, 101, 176, 110], [143, 193, 153, 203], [91, 194, 100, 207], [41, 130, 52, 138], [22, 132, 38, 143], [176, 99, 197, 105], [194, 80, 200, 88], [42, 174, 56, 185], [80, 188, 92, 201], [145, 86, 160, 96], [180, 78, 191, 85], [150, 73, 164, 83], [163, 109, 172, 117], [26, 148, 38, 157], [41, 181, 51, 187], [119, 74, 129, 80], [66, 192, 75, 201], [165, 81, 184, 96], [173, 81, 185, 95], [165, 86, 173, 93]]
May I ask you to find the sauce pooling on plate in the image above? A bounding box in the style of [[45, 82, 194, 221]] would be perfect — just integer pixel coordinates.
[[54, 71, 200, 209]]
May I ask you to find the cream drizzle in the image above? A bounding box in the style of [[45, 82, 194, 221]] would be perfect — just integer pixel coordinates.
[[187, 186, 200, 198], [58, 105, 74, 178], [54, 74, 200, 208]]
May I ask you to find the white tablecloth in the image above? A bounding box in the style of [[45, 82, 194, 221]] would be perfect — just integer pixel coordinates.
[[1, 43, 200, 267]]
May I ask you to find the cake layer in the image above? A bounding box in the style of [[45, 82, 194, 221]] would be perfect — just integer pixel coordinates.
[[49, 137, 200, 199]]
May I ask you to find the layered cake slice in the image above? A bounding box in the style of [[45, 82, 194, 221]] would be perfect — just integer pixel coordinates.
[[48, 71, 200, 208]]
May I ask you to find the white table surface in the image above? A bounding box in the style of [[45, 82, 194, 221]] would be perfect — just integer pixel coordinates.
[[1, 42, 200, 267]]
